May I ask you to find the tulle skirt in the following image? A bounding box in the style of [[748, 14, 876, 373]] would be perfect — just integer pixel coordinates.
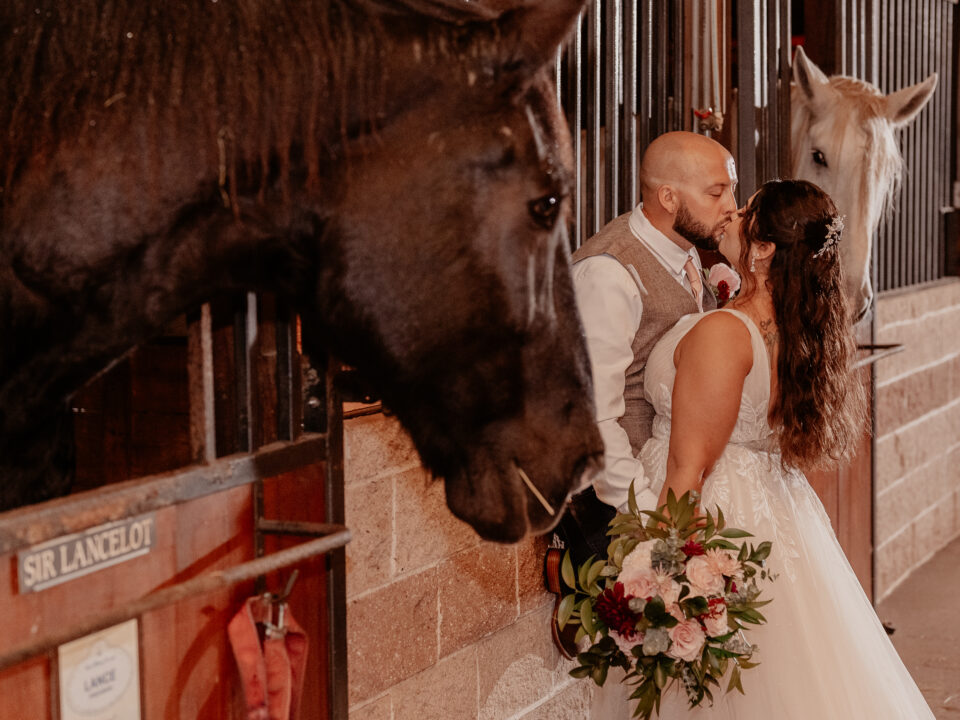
[[636, 438, 934, 720]]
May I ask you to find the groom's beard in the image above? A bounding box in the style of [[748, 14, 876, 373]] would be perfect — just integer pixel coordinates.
[[674, 203, 722, 251]]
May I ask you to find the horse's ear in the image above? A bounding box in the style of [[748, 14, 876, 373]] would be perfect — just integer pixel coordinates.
[[497, 0, 587, 87], [884, 74, 938, 128], [792, 45, 830, 102]]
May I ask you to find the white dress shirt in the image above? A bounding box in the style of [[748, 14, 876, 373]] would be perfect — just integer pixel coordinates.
[[572, 205, 704, 511]]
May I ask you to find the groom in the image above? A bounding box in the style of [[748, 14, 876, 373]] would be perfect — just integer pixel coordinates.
[[555, 131, 738, 568]]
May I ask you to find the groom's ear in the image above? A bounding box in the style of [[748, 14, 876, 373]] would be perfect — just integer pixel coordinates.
[[658, 185, 680, 215]]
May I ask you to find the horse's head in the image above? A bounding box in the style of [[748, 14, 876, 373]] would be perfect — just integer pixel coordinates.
[[312, 0, 602, 542], [790, 45, 937, 322]]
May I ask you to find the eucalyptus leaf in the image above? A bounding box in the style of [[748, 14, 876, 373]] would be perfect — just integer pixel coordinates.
[[587, 558, 606, 588], [718, 528, 753, 539], [557, 594, 576, 629], [750, 541, 772, 562], [578, 554, 596, 589], [581, 600, 597, 634], [561, 550, 576, 590]]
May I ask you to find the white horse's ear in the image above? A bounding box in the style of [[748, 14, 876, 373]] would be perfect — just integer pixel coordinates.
[[792, 46, 830, 102], [884, 74, 938, 128]]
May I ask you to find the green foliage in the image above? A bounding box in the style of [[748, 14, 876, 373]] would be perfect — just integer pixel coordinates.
[[555, 486, 776, 720]]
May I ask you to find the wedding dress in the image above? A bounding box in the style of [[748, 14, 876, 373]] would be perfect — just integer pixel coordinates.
[[638, 308, 934, 719]]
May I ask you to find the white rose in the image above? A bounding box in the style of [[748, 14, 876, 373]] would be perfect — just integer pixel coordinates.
[[685, 555, 725, 596], [667, 619, 706, 663]]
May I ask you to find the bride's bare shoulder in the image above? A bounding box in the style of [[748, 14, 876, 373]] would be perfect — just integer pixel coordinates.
[[674, 311, 753, 372]]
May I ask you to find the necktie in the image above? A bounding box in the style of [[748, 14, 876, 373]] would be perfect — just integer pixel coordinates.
[[684, 256, 703, 311]]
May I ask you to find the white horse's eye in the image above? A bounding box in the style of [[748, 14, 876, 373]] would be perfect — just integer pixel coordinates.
[[812, 149, 828, 168]]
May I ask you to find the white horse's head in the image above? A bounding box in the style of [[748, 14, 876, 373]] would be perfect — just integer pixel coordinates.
[[790, 45, 937, 322]]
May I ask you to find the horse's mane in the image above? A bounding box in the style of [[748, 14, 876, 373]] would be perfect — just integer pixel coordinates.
[[0, 0, 503, 206]]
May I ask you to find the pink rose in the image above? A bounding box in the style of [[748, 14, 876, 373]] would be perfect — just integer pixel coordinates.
[[702, 598, 729, 637], [668, 619, 706, 662], [619, 541, 657, 598], [685, 555, 725, 596], [705, 548, 741, 578], [620, 565, 659, 600], [707, 263, 741, 295]]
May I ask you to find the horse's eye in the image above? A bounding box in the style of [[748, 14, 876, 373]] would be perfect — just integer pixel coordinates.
[[812, 149, 828, 167], [529, 194, 561, 229]]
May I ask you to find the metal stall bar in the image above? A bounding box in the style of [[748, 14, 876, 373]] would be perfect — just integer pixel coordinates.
[[621, 0, 639, 213], [737, 0, 758, 199], [586, 0, 602, 237], [605, 0, 621, 223], [562, 10, 584, 250], [0, 434, 329, 556], [324, 359, 348, 720]]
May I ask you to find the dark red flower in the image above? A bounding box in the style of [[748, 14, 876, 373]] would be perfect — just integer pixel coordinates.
[[595, 582, 640, 638], [717, 280, 730, 304], [682, 540, 705, 557]]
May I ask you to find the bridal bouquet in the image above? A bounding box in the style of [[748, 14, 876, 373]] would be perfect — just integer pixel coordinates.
[[556, 486, 774, 719]]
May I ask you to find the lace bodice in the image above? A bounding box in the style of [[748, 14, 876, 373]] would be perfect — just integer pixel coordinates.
[[643, 309, 776, 452]]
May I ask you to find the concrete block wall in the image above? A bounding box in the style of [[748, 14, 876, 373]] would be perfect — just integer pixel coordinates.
[[874, 278, 960, 600], [343, 413, 599, 719]]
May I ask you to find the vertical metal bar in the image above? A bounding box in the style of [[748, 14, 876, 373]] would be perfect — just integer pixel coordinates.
[[765, 0, 779, 182], [654, 0, 668, 136], [779, 0, 791, 179], [605, 0, 621, 222], [622, 0, 639, 211], [639, 0, 652, 154], [586, 0, 602, 236], [895, 0, 905, 289], [564, 11, 584, 248], [672, 2, 685, 131], [324, 357, 347, 720], [736, 0, 758, 200]]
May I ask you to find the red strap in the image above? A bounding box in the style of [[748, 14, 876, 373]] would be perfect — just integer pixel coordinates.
[[228, 596, 309, 720]]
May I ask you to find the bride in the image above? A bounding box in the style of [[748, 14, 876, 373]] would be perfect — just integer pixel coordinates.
[[639, 179, 933, 718]]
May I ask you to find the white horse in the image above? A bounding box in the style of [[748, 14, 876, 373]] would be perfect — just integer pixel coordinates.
[[790, 45, 937, 322]]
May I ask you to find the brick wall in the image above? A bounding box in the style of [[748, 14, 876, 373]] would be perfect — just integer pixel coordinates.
[[875, 278, 960, 600], [343, 414, 602, 719]]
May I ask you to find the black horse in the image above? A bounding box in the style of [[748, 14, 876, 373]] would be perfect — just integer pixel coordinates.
[[0, 0, 602, 541]]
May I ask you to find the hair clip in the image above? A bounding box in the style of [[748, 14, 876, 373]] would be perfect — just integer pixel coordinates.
[[813, 215, 844, 258]]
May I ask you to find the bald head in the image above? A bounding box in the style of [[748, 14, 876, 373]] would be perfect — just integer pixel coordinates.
[[638, 131, 738, 251], [640, 131, 734, 198]]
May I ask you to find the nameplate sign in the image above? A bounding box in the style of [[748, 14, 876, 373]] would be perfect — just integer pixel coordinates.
[[17, 513, 156, 593], [59, 619, 141, 720]]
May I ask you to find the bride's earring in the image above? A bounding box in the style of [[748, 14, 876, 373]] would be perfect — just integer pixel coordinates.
[[750, 254, 757, 272]]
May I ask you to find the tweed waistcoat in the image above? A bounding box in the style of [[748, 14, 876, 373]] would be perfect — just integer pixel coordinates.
[[572, 213, 717, 454]]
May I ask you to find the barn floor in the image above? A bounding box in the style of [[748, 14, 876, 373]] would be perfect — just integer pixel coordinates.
[[876, 534, 960, 718]]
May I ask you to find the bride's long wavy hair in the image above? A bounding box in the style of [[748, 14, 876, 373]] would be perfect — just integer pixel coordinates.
[[738, 179, 867, 468]]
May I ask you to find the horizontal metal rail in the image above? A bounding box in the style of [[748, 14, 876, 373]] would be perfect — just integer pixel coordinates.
[[0, 433, 328, 556], [0, 526, 351, 672], [853, 343, 905, 369]]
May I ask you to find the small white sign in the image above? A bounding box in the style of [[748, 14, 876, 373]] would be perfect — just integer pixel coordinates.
[[17, 513, 156, 593], [58, 620, 141, 720]]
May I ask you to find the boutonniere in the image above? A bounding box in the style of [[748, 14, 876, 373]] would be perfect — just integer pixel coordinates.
[[703, 263, 741, 307]]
